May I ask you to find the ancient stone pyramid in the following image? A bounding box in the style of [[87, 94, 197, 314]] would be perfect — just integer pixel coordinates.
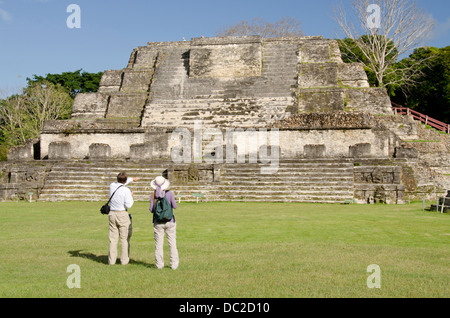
[[69, 36, 392, 127], [3, 36, 448, 204]]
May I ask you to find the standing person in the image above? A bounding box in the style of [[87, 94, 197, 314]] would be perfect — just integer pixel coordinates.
[[150, 176, 179, 270], [108, 172, 137, 265]]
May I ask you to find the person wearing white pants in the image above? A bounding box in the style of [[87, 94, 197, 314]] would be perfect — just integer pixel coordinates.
[[154, 221, 178, 270], [150, 176, 179, 270]]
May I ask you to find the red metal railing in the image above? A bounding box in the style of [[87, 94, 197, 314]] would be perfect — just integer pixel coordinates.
[[392, 103, 450, 134]]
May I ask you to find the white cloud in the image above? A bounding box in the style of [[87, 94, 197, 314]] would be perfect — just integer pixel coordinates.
[[0, 8, 12, 22]]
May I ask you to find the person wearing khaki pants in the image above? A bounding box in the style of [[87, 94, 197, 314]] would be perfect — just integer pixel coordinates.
[[108, 172, 136, 265], [108, 211, 132, 265], [150, 176, 179, 270]]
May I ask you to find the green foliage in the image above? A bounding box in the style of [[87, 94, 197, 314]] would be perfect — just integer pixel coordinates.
[[338, 37, 449, 123], [0, 142, 8, 161], [27, 69, 103, 98], [338, 38, 377, 86], [0, 81, 73, 152], [1, 70, 103, 158], [337, 36, 398, 87], [388, 46, 450, 123]]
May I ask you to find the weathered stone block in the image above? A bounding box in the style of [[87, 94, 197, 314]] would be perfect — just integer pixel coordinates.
[[344, 88, 392, 114], [0, 184, 18, 201], [48, 141, 71, 160], [394, 146, 419, 159], [132, 48, 158, 69], [330, 40, 343, 63], [354, 183, 404, 204], [146, 132, 170, 159], [349, 143, 371, 158], [7, 142, 34, 161], [298, 40, 331, 63], [190, 36, 262, 78], [98, 70, 123, 93], [89, 143, 111, 159], [106, 93, 148, 118], [120, 70, 153, 92], [130, 143, 152, 160], [304, 144, 326, 158], [298, 63, 338, 88], [71, 93, 109, 119], [338, 63, 370, 88], [298, 88, 344, 113]]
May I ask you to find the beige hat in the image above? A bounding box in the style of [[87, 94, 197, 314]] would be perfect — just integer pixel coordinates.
[[151, 176, 170, 191]]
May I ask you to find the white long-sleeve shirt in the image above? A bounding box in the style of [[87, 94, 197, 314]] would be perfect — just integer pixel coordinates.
[[109, 177, 134, 212]]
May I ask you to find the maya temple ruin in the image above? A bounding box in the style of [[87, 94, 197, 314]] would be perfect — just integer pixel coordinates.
[[1, 36, 449, 204]]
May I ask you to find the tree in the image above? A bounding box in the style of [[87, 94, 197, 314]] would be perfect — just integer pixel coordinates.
[[0, 94, 31, 146], [333, 0, 434, 87], [389, 46, 450, 123], [338, 36, 397, 87], [27, 69, 103, 98], [1, 69, 100, 160], [215, 16, 303, 38], [23, 81, 73, 138], [0, 81, 72, 149]]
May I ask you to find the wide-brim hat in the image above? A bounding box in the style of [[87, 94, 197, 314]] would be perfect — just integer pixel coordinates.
[[151, 176, 170, 190]]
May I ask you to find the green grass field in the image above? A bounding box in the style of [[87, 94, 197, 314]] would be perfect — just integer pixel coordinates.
[[0, 201, 449, 298]]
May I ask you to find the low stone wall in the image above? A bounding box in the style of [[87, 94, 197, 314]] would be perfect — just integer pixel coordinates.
[[39, 116, 392, 161], [353, 165, 405, 204], [278, 129, 389, 158], [40, 132, 146, 160], [7, 140, 38, 161], [0, 162, 50, 201], [40, 120, 146, 159]]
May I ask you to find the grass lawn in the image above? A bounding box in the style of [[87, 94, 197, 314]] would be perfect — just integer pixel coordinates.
[[0, 201, 448, 298]]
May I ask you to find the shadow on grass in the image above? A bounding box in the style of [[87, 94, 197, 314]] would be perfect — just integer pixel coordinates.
[[68, 250, 155, 268]]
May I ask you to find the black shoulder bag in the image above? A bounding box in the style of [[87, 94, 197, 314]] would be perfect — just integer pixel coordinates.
[[100, 185, 124, 215]]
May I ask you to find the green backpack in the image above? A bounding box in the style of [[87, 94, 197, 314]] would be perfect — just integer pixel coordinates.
[[152, 193, 174, 223]]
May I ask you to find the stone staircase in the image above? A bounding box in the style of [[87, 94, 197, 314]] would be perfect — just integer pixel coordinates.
[[213, 160, 355, 203], [38, 159, 355, 203], [38, 161, 166, 202], [140, 41, 298, 129]]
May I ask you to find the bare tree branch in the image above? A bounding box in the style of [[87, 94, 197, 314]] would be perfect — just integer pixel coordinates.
[[333, 0, 435, 87]]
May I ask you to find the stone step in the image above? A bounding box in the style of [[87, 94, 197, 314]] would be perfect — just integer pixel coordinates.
[[40, 184, 354, 201], [41, 182, 354, 192], [38, 159, 356, 202], [38, 195, 352, 204], [39, 188, 353, 199], [220, 179, 354, 185]]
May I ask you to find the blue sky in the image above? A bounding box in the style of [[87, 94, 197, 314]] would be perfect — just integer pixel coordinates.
[[0, 0, 449, 93]]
